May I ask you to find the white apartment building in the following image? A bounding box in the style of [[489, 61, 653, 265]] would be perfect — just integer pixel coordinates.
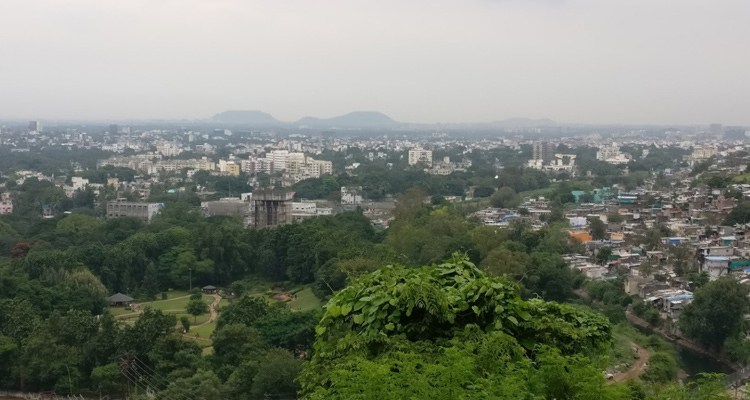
[[341, 186, 363, 205], [597, 145, 631, 164], [107, 200, 162, 222], [0, 193, 12, 215], [408, 148, 433, 167], [71, 177, 89, 191], [269, 150, 290, 172], [156, 142, 183, 157]]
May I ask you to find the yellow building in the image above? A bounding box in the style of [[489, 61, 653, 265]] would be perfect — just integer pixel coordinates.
[[225, 163, 240, 176], [107, 177, 119, 186]]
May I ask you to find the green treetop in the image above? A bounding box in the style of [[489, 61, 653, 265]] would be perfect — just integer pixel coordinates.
[[299, 254, 614, 399]]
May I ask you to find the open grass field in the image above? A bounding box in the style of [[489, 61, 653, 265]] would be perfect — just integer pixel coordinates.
[[288, 288, 323, 312], [140, 295, 212, 312], [190, 322, 217, 338], [108, 306, 135, 316], [173, 312, 211, 326]]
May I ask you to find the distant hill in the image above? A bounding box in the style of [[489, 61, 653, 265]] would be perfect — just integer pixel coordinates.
[[296, 111, 399, 128], [212, 110, 282, 125]]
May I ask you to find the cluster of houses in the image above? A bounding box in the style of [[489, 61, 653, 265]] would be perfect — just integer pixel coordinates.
[[565, 185, 750, 332], [474, 177, 750, 333]]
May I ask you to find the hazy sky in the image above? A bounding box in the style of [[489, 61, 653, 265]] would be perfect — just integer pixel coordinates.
[[1, 0, 749, 125]]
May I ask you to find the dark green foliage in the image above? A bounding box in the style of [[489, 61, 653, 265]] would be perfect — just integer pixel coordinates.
[[148, 334, 203, 380], [590, 218, 607, 240], [473, 185, 494, 198], [158, 369, 222, 400], [292, 175, 341, 200], [643, 352, 679, 382], [300, 254, 613, 398], [186, 299, 208, 322], [680, 276, 750, 349], [250, 348, 302, 399], [253, 310, 318, 353], [180, 316, 191, 333], [597, 247, 613, 264], [723, 202, 750, 226], [490, 187, 520, 208], [215, 296, 270, 331]]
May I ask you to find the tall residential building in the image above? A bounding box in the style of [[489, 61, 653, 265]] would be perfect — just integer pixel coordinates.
[[0, 193, 12, 215], [28, 121, 42, 132], [269, 150, 290, 172], [107, 199, 162, 222], [532, 141, 555, 164], [408, 148, 433, 167], [253, 189, 293, 228]]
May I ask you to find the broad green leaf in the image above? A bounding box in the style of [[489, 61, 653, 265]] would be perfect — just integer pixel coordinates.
[[340, 304, 352, 316], [328, 305, 341, 317]]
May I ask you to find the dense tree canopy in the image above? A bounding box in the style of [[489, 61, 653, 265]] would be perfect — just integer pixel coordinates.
[[680, 276, 750, 349]]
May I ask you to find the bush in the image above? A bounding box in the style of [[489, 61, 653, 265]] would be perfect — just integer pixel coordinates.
[[180, 316, 191, 333], [724, 334, 750, 365], [632, 299, 647, 316], [643, 307, 661, 326], [643, 352, 678, 382]]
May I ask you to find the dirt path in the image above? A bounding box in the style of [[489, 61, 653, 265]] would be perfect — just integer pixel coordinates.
[[609, 341, 651, 384], [193, 294, 221, 328]]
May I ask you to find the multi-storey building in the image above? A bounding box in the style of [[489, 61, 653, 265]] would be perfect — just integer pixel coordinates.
[[269, 150, 289, 172], [107, 199, 162, 222], [225, 162, 240, 176], [408, 148, 433, 167], [0, 193, 12, 215], [532, 141, 555, 164], [253, 189, 293, 228]]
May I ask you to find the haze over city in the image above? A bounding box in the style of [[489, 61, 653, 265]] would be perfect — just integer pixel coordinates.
[[1, 0, 749, 125]]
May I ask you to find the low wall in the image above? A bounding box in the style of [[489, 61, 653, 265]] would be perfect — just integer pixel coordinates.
[[625, 309, 739, 370]]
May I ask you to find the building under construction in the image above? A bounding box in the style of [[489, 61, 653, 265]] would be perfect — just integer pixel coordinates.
[[252, 189, 293, 228]]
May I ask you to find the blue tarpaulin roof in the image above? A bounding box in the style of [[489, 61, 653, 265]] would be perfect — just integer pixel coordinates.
[[666, 295, 693, 301]]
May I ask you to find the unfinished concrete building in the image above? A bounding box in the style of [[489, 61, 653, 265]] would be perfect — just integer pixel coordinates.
[[252, 189, 293, 228]]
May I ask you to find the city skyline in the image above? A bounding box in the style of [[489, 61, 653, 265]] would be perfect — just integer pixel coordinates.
[[1, 0, 749, 125]]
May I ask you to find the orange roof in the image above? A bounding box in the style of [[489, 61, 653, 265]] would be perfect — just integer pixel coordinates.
[[568, 230, 593, 243]]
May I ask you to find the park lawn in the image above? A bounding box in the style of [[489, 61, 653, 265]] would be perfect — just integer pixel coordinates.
[[116, 312, 140, 321], [217, 298, 230, 311], [139, 295, 212, 312], [288, 288, 322, 312], [173, 312, 211, 326], [108, 307, 135, 316], [165, 290, 190, 299], [184, 335, 213, 348], [190, 321, 217, 339]]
